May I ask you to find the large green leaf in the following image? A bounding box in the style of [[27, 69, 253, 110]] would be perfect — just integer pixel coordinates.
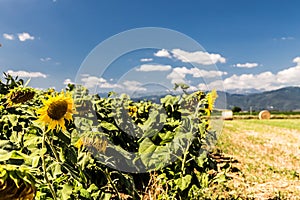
[[138, 138, 174, 170], [138, 138, 157, 155]]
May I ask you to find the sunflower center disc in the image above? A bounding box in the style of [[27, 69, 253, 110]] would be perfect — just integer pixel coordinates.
[[47, 100, 68, 120]]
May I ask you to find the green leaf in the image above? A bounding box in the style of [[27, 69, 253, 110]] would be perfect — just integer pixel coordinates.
[[31, 156, 40, 168], [80, 188, 91, 198], [5, 114, 19, 126], [197, 173, 209, 188], [160, 95, 180, 106], [87, 184, 98, 193], [0, 149, 12, 162], [74, 117, 94, 131], [60, 184, 73, 200], [9, 171, 21, 187], [159, 131, 174, 144], [0, 169, 7, 179], [139, 109, 166, 138], [138, 138, 173, 169], [195, 152, 207, 168], [24, 133, 43, 148], [174, 175, 192, 191], [100, 121, 119, 131], [103, 193, 112, 200], [138, 138, 157, 155], [53, 163, 62, 178], [174, 83, 190, 90], [212, 173, 227, 184]]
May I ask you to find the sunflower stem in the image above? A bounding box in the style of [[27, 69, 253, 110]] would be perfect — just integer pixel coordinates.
[[105, 168, 121, 200], [42, 131, 57, 200], [45, 133, 60, 162]]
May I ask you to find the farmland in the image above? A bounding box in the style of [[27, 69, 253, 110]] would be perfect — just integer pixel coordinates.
[[1, 75, 300, 199], [207, 119, 300, 199]]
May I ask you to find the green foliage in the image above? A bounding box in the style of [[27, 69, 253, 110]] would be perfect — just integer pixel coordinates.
[[232, 106, 242, 113], [0, 74, 228, 199]]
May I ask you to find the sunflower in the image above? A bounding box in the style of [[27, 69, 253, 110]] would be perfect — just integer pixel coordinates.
[[128, 105, 138, 118], [6, 87, 35, 106], [0, 165, 36, 200], [205, 89, 218, 116], [36, 91, 75, 131]]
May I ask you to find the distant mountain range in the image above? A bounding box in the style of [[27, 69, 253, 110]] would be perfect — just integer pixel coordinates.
[[218, 87, 300, 111]]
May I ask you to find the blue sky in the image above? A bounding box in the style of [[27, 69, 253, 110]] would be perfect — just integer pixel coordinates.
[[1, 0, 300, 94]]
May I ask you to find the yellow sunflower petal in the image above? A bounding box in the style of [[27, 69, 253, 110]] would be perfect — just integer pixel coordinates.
[[74, 138, 84, 148], [58, 118, 66, 131]]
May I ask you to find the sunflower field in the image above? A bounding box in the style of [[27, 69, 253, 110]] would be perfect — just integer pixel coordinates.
[[0, 74, 229, 200]]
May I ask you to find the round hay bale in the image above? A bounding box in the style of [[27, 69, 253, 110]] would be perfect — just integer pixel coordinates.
[[259, 110, 271, 120]]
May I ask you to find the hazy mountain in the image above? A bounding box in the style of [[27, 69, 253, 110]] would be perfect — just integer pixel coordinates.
[[223, 87, 300, 111]]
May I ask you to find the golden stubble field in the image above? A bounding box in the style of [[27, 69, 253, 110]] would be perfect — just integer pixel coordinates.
[[210, 119, 300, 199]]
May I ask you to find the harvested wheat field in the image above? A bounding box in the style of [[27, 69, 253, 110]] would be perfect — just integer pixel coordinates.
[[209, 119, 300, 199]]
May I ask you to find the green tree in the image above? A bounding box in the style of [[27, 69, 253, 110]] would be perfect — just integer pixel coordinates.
[[232, 106, 242, 113]]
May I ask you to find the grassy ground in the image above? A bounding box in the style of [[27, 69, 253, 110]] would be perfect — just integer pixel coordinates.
[[206, 119, 300, 199]]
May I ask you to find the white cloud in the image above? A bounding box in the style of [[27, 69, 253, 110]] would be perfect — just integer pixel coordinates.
[[273, 36, 295, 41], [18, 32, 34, 42], [234, 62, 259, 68], [81, 76, 107, 88], [278, 57, 300, 85], [140, 58, 153, 62], [281, 36, 294, 40], [203, 56, 300, 92], [136, 64, 172, 72], [171, 49, 226, 65], [6, 70, 47, 78], [277, 65, 300, 85], [154, 49, 172, 58], [63, 78, 74, 85], [292, 57, 300, 64], [167, 67, 191, 84], [3, 33, 14, 40], [199, 72, 277, 92], [223, 72, 276, 90], [190, 68, 227, 78], [80, 75, 120, 89], [100, 82, 121, 89], [167, 66, 227, 84], [40, 57, 52, 62], [153, 48, 226, 65], [122, 80, 146, 91]]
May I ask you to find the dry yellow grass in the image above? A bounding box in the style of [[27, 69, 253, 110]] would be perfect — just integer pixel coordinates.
[[210, 119, 300, 199]]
